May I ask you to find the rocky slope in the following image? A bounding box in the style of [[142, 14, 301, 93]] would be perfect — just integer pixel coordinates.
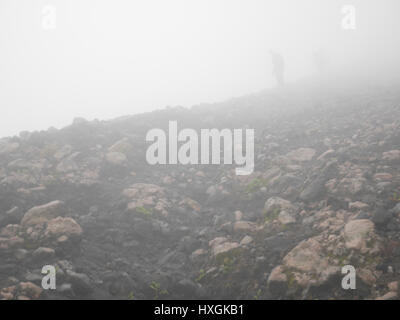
[[0, 82, 400, 300]]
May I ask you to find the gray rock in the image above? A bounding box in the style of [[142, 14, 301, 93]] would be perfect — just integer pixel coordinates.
[[15, 249, 29, 261], [32, 247, 56, 261], [372, 208, 392, 226], [24, 271, 43, 284], [0, 206, 23, 228], [175, 279, 198, 297], [390, 203, 400, 215], [300, 177, 326, 202], [57, 283, 74, 296], [355, 211, 371, 220], [302, 216, 315, 225], [66, 270, 93, 296]]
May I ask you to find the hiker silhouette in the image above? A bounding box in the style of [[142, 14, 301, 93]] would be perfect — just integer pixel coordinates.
[[270, 50, 285, 87]]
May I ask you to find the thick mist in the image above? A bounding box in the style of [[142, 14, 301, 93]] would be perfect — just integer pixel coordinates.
[[0, 0, 399, 137]]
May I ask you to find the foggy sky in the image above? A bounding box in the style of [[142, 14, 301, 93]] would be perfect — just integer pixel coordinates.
[[0, 0, 399, 137]]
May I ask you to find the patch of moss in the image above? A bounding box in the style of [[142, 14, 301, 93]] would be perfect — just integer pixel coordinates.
[[196, 269, 207, 283], [150, 281, 168, 300], [221, 256, 236, 275], [264, 207, 280, 223], [389, 192, 400, 202], [279, 223, 295, 232], [254, 288, 263, 300], [243, 178, 269, 194], [286, 270, 296, 289], [135, 206, 153, 217], [363, 253, 381, 266], [215, 247, 243, 266]]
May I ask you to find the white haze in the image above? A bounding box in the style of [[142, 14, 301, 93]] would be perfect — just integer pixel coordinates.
[[0, 0, 399, 137]]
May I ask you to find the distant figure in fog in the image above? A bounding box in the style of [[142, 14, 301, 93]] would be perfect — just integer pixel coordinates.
[[270, 50, 285, 87]]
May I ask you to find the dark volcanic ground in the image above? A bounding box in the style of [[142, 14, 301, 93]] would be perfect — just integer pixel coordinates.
[[1, 81, 400, 300]]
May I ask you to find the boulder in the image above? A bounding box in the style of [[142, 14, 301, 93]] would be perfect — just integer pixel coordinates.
[[66, 270, 93, 295], [283, 238, 329, 274], [105, 152, 127, 165], [44, 217, 83, 242], [210, 240, 240, 258], [372, 208, 392, 226], [32, 247, 56, 261], [267, 265, 288, 296], [391, 203, 400, 215], [264, 197, 297, 214], [278, 211, 296, 225], [349, 201, 369, 211], [240, 235, 253, 246], [376, 291, 397, 300], [233, 221, 256, 233], [108, 138, 132, 154], [344, 219, 376, 251], [264, 197, 297, 222], [191, 249, 207, 261], [18, 282, 42, 299], [123, 183, 169, 216], [382, 150, 400, 162], [0, 236, 24, 250], [21, 201, 65, 227], [286, 148, 316, 162]]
